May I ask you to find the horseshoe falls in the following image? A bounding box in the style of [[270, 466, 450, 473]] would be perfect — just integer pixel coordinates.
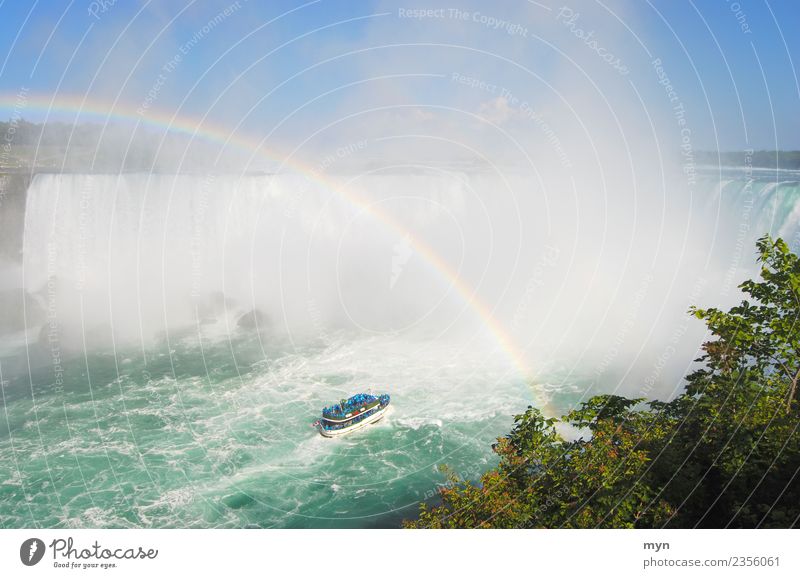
[[0, 168, 798, 528]]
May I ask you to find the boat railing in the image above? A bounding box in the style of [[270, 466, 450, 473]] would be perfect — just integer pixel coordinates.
[[319, 403, 382, 430]]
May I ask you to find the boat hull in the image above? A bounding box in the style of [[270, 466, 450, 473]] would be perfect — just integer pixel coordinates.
[[318, 405, 388, 437]]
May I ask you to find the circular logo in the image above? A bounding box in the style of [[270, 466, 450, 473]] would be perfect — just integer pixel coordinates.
[[20, 538, 45, 566]]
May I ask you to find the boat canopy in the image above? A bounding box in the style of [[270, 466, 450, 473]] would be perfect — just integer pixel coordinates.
[[322, 393, 379, 419]]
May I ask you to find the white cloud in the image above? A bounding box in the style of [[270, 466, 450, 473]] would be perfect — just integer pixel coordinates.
[[477, 96, 517, 125]]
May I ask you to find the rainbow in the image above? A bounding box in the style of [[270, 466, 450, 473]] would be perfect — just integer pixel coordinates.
[[1, 92, 545, 407]]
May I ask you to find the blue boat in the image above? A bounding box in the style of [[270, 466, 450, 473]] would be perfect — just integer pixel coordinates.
[[313, 392, 390, 437]]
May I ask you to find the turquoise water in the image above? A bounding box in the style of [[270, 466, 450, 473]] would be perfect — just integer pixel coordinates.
[[0, 330, 555, 528], [4, 169, 798, 529]]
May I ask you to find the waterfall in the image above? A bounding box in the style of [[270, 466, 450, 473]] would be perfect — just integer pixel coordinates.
[[699, 174, 800, 247], [9, 168, 800, 394], [19, 172, 474, 347]]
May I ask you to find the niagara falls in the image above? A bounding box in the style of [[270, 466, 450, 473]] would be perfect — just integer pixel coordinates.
[[1, 2, 799, 574]]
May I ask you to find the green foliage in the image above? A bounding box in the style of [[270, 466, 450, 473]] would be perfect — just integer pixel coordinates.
[[406, 235, 800, 529]]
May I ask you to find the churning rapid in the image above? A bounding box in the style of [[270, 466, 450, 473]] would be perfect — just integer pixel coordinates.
[[1, 168, 799, 527]]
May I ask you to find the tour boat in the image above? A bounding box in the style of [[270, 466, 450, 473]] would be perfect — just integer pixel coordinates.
[[313, 393, 390, 437]]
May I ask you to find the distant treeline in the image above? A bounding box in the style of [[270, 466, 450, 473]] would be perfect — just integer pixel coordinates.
[[4, 119, 800, 170], [0, 118, 235, 172], [697, 150, 800, 170], [0, 119, 103, 147]]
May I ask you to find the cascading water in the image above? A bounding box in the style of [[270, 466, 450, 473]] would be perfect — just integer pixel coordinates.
[[20, 172, 488, 347], [709, 173, 800, 246], [1, 167, 798, 527], [2, 170, 534, 528]]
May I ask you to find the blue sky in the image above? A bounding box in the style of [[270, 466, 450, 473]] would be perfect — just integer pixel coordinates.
[[1, 0, 798, 152]]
